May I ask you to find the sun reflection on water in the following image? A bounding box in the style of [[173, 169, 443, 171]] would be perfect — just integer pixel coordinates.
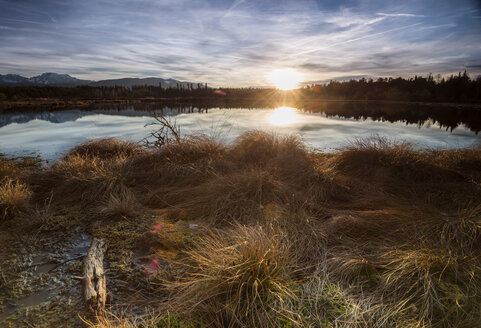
[[269, 107, 298, 126]]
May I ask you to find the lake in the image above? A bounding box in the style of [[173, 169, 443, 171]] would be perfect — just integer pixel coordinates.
[[0, 102, 480, 161]]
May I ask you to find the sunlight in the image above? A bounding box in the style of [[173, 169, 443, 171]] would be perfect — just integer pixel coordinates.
[[269, 69, 301, 90], [269, 107, 298, 126]]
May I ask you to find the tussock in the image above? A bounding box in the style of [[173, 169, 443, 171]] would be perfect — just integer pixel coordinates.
[[67, 138, 141, 160], [336, 136, 465, 183], [0, 177, 31, 219], [30, 152, 129, 204], [231, 130, 307, 166], [99, 188, 140, 218], [173, 170, 286, 224], [381, 245, 481, 326], [167, 224, 298, 327]]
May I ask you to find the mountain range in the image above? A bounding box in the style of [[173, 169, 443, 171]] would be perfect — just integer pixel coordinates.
[[0, 72, 199, 88]]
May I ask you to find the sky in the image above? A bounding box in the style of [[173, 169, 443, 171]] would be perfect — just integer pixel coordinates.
[[0, 0, 480, 87]]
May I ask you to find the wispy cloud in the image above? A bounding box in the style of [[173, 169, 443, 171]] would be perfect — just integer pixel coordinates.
[[376, 13, 425, 17], [0, 18, 49, 25], [292, 22, 423, 57], [0, 0, 479, 86]]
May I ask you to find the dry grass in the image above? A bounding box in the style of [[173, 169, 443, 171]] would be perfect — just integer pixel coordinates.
[[29, 139, 138, 206], [327, 248, 379, 285], [30, 152, 129, 205], [430, 146, 481, 177], [0, 154, 40, 180], [29, 132, 344, 217], [336, 136, 464, 183], [167, 224, 298, 327], [67, 138, 141, 160], [0, 177, 31, 219], [99, 188, 141, 218], [82, 310, 198, 328], [174, 170, 286, 224], [0, 157, 21, 180], [438, 206, 481, 253], [82, 311, 139, 328], [380, 244, 481, 326], [8, 132, 481, 327], [231, 130, 308, 167]]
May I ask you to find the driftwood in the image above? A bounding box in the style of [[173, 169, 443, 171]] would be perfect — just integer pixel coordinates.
[[82, 238, 107, 311]]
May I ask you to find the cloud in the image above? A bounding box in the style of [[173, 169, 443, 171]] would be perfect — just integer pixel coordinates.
[[0, 0, 479, 86], [376, 13, 425, 17], [291, 22, 423, 57]]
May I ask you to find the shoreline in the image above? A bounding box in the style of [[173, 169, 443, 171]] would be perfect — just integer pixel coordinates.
[[1, 97, 481, 112]]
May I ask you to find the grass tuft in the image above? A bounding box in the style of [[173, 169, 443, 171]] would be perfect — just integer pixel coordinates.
[[175, 169, 285, 224], [439, 206, 481, 253], [99, 188, 140, 218], [30, 152, 128, 205], [231, 131, 309, 170], [83, 309, 199, 328], [381, 244, 481, 326], [168, 224, 298, 327], [0, 177, 31, 219], [66, 138, 141, 160], [336, 135, 464, 183]]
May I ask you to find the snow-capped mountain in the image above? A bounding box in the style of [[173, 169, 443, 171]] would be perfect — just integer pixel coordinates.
[[0, 74, 30, 85], [0, 72, 91, 86], [28, 73, 91, 86], [0, 73, 201, 88], [89, 77, 200, 88]]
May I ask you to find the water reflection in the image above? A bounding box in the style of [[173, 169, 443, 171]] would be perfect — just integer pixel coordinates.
[[269, 107, 298, 126], [0, 104, 479, 161], [1, 101, 480, 133]]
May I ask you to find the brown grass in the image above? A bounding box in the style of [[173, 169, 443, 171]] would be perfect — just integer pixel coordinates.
[[336, 136, 465, 183], [166, 224, 298, 327], [430, 146, 481, 173], [0, 157, 21, 181], [231, 130, 308, 167], [174, 170, 286, 224], [66, 138, 141, 160], [99, 188, 141, 218], [0, 177, 31, 219], [380, 244, 481, 326], [9, 131, 481, 327], [30, 152, 129, 205], [82, 309, 198, 328]]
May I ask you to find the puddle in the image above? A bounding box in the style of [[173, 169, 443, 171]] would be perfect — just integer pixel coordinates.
[[0, 289, 55, 321], [0, 233, 91, 323], [32, 255, 57, 275], [34, 262, 57, 274], [67, 233, 90, 259]]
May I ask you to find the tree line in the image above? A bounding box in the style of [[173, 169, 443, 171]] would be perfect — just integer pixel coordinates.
[[300, 71, 481, 102], [0, 71, 480, 103]]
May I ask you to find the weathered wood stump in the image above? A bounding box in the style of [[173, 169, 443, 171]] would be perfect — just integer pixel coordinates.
[[82, 238, 107, 311]]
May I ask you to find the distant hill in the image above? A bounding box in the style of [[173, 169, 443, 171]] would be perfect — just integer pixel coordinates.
[[0, 73, 92, 87], [88, 77, 199, 88], [0, 73, 201, 88]]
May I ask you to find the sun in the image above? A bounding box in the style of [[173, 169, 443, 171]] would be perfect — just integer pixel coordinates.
[[269, 68, 301, 90]]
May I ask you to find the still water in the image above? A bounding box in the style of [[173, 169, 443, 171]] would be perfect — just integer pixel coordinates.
[[0, 103, 480, 160]]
